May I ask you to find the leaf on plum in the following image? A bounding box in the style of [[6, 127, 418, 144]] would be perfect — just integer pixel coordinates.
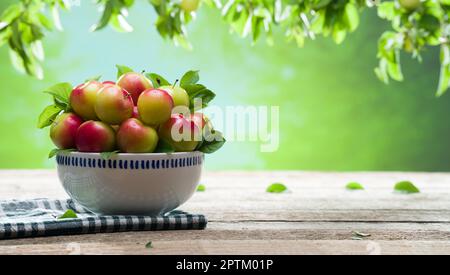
[[48, 148, 75, 159], [116, 64, 134, 78], [100, 150, 120, 160], [189, 88, 216, 110], [146, 73, 170, 88], [180, 70, 199, 87], [37, 104, 62, 129], [43, 82, 72, 106], [183, 83, 207, 95], [154, 139, 175, 153], [197, 130, 225, 154], [85, 75, 102, 82]]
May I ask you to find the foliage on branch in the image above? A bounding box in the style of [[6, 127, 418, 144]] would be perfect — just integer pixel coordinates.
[[1, 0, 450, 96]]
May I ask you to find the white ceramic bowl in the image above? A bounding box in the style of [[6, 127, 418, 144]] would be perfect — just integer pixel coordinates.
[[56, 151, 204, 215]]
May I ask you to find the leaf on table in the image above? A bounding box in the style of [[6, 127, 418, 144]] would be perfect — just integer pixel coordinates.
[[145, 241, 153, 249], [197, 184, 206, 192], [266, 183, 287, 193], [394, 181, 420, 194], [352, 231, 371, 238], [57, 209, 78, 220], [351, 236, 364, 241], [346, 182, 364, 190]]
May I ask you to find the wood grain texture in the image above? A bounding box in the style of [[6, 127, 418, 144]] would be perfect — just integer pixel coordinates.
[[0, 170, 449, 255]]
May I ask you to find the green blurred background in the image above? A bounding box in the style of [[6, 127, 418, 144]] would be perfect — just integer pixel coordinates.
[[1, 1, 449, 171]]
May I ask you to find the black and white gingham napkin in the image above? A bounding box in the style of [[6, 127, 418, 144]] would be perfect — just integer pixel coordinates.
[[0, 199, 207, 239]]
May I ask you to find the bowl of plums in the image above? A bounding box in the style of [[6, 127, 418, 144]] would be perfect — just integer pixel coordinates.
[[39, 65, 225, 215]]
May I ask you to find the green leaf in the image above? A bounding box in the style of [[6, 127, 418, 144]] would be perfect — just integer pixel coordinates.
[[100, 150, 120, 160], [48, 148, 75, 159], [37, 104, 62, 129], [346, 182, 364, 190], [91, 0, 114, 31], [145, 241, 153, 249], [252, 16, 263, 43], [196, 184, 206, 192], [110, 14, 134, 33], [51, 4, 63, 31], [0, 4, 22, 24], [377, 2, 396, 20], [437, 44, 450, 97], [198, 130, 225, 154], [57, 209, 78, 220], [375, 59, 389, 84], [43, 82, 73, 106], [351, 237, 364, 241], [173, 34, 193, 50], [183, 83, 207, 95], [266, 183, 287, 193], [116, 64, 134, 78], [189, 89, 216, 110], [37, 13, 54, 31], [419, 14, 441, 32], [85, 75, 102, 82], [332, 29, 346, 44], [154, 139, 175, 153], [48, 148, 60, 159], [343, 3, 359, 32], [180, 70, 200, 87], [146, 73, 170, 88], [394, 181, 420, 194], [352, 231, 371, 238], [387, 51, 404, 81]]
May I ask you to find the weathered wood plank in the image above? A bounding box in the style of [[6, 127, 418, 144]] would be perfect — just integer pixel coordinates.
[[1, 239, 449, 255], [0, 220, 448, 242], [1, 170, 449, 254]]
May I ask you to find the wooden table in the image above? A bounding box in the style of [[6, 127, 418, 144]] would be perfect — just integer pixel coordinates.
[[0, 170, 449, 255]]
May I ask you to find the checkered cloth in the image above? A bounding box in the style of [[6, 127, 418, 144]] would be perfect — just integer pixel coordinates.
[[0, 199, 207, 239]]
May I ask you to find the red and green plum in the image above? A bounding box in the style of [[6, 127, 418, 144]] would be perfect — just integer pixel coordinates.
[[50, 113, 83, 149], [117, 118, 159, 153], [117, 72, 153, 105], [137, 88, 174, 126], [95, 85, 134, 125], [159, 85, 190, 107], [76, 121, 116, 152], [70, 81, 103, 120], [159, 114, 201, 152]]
